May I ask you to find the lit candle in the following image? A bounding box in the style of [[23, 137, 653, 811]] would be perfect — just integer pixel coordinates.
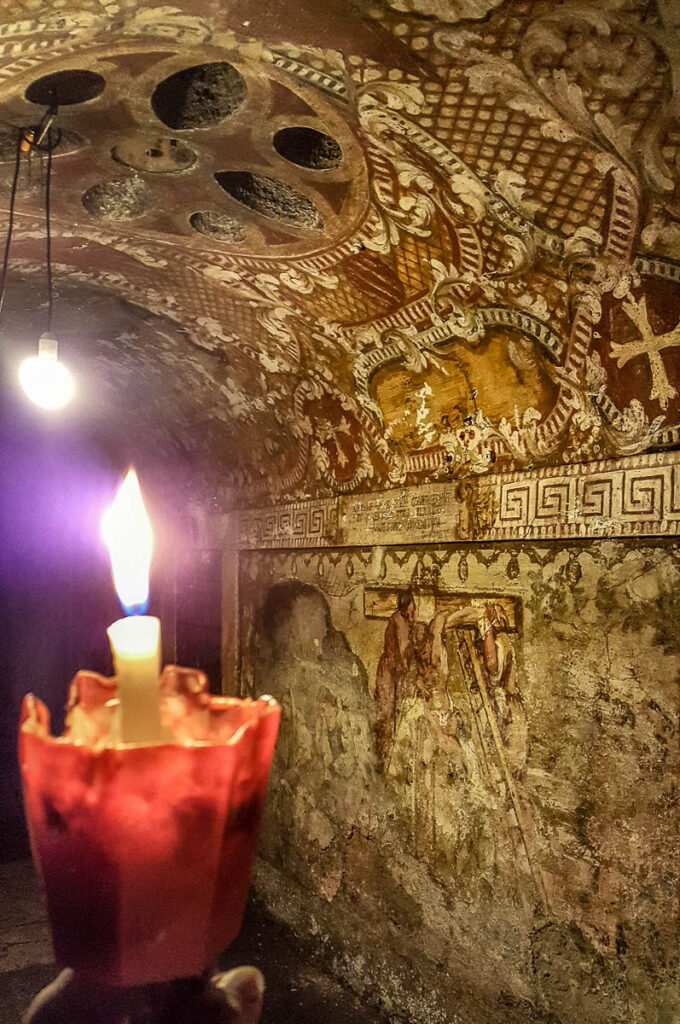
[[102, 469, 164, 743]]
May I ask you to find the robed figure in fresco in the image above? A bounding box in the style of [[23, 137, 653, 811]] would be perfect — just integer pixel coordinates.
[[430, 601, 528, 777], [374, 591, 416, 763], [372, 589, 545, 909], [374, 595, 527, 773]]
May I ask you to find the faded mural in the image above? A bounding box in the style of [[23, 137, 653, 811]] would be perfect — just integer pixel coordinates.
[[240, 540, 680, 1024], [3, 2, 678, 1022], [372, 587, 546, 906]]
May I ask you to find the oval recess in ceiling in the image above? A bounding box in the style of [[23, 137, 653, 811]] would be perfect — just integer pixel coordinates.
[[112, 136, 196, 173], [214, 171, 323, 231], [190, 211, 245, 243], [151, 62, 247, 130], [273, 126, 342, 169], [25, 69, 105, 106], [82, 176, 149, 220]]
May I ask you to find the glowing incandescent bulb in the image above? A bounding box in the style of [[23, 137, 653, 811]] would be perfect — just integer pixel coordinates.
[[19, 332, 74, 410]]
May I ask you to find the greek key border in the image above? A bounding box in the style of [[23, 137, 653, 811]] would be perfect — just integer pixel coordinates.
[[233, 451, 680, 549], [237, 498, 338, 549], [480, 452, 680, 541]]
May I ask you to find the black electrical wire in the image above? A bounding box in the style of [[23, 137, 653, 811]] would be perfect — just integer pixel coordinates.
[[45, 130, 53, 334], [0, 128, 23, 319]]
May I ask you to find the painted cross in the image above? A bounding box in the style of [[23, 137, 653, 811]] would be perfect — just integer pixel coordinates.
[[610, 296, 680, 410]]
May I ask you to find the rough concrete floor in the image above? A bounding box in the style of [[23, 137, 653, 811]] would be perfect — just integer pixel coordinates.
[[0, 859, 393, 1024]]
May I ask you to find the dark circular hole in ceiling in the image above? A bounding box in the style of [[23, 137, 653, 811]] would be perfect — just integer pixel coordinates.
[[151, 62, 246, 130], [214, 171, 323, 231], [82, 176, 149, 221], [273, 126, 342, 169], [190, 211, 245, 243], [25, 69, 105, 106]]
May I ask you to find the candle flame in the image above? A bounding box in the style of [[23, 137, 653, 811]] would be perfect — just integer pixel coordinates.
[[101, 469, 153, 615]]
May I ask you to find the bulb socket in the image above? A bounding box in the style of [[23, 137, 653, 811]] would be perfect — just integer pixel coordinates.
[[37, 332, 58, 359]]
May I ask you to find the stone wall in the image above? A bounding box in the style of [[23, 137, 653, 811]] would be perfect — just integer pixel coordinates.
[[235, 539, 680, 1024]]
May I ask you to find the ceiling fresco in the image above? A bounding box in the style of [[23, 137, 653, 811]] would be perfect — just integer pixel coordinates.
[[0, 0, 678, 504]]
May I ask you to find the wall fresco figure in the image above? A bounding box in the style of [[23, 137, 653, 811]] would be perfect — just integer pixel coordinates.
[[371, 588, 547, 908], [436, 601, 546, 909], [374, 596, 521, 768], [374, 590, 416, 763], [433, 602, 528, 776]]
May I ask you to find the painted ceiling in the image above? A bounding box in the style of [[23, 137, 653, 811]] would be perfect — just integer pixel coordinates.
[[0, 0, 678, 505]]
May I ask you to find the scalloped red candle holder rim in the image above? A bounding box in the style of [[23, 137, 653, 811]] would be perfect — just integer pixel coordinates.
[[19, 667, 280, 987]]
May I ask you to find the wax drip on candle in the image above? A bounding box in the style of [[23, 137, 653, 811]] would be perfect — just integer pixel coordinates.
[[102, 469, 165, 743]]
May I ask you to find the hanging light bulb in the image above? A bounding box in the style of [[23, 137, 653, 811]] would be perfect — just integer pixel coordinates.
[[19, 331, 74, 410], [2, 109, 76, 410]]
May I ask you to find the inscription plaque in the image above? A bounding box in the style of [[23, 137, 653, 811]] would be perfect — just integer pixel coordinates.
[[339, 483, 464, 546]]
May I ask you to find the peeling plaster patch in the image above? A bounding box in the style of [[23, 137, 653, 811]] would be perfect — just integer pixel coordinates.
[[112, 136, 196, 174], [414, 382, 437, 444], [308, 809, 336, 849], [320, 867, 343, 901]]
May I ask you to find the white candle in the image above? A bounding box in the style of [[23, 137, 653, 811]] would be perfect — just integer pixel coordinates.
[[107, 615, 163, 743], [102, 469, 164, 743]]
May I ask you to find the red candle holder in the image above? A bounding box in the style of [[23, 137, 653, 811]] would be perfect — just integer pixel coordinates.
[[19, 667, 280, 987]]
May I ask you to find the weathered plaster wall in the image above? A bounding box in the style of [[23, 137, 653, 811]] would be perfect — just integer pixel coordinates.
[[237, 540, 679, 1024]]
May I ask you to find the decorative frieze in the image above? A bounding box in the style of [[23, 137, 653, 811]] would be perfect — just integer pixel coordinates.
[[479, 452, 680, 541], [237, 498, 338, 549], [234, 451, 680, 549]]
